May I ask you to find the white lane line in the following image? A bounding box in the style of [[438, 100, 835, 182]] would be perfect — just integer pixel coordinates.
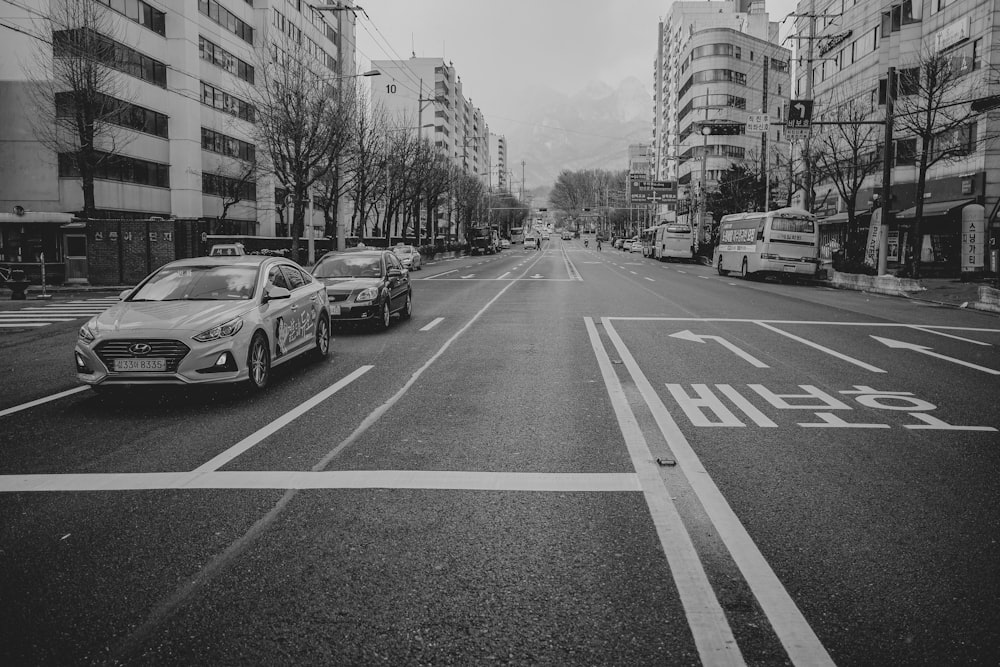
[[644, 277, 655, 282], [0, 323, 50, 328], [424, 269, 458, 279], [602, 317, 835, 667], [497, 271, 511, 280], [0, 314, 79, 320], [0, 386, 90, 418], [0, 470, 639, 493], [192, 366, 373, 473], [630, 271, 638, 275], [420, 317, 444, 331], [908, 325, 992, 346], [585, 317, 746, 667], [756, 321, 886, 373]]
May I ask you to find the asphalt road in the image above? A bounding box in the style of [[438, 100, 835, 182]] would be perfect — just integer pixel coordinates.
[[1, 239, 998, 666]]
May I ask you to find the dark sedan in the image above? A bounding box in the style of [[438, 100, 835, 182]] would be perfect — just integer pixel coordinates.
[[311, 249, 412, 330]]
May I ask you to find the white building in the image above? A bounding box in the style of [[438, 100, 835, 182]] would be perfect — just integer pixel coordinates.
[[0, 0, 358, 253]]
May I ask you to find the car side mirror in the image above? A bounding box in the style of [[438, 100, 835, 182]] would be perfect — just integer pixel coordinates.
[[263, 285, 291, 302], [387, 268, 403, 278], [118, 289, 133, 300]]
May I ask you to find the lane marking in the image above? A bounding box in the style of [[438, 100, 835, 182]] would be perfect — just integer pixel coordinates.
[[423, 269, 458, 279], [0, 470, 639, 493], [0, 386, 90, 418], [602, 317, 835, 666], [0, 323, 50, 328], [192, 366, 374, 473], [669, 330, 769, 368], [497, 271, 511, 280], [908, 326, 992, 346], [585, 317, 746, 666], [756, 322, 886, 373], [644, 277, 655, 282], [871, 335, 1000, 375], [420, 317, 444, 331]]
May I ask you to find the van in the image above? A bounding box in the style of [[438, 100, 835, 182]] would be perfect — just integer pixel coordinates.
[[524, 236, 538, 250]]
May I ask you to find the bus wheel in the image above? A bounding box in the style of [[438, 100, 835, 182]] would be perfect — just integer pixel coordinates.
[[717, 257, 728, 276], [741, 258, 751, 280]]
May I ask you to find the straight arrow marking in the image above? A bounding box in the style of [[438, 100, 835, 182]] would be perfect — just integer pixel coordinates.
[[670, 330, 769, 368], [871, 336, 1000, 375]]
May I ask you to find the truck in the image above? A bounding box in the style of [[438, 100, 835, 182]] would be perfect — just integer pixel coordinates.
[[467, 227, 500, 255]]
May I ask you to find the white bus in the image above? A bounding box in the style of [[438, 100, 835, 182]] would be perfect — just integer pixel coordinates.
[[715, 207, 819, 279], [653, 222, 694, 261]]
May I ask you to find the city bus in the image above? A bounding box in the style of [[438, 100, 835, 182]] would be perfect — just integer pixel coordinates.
[[653, 222, 694, 261], [715, 207, 819, 279], [510, 226, 525, 244]]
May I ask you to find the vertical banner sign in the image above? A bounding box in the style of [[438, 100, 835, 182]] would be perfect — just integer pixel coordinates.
[[961, 214, 985, 272], [864, 208, 883, 268]]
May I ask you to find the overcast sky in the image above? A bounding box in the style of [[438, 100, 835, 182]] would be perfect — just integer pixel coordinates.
[[354, 0, 800, 127]]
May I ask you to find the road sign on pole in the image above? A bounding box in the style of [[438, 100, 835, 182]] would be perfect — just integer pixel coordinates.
[[787, 100, 813, 130], [746, 113, 769, 133]]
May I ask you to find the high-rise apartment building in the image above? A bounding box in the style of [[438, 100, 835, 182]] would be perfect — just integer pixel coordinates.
[[654, 0, 790, 220], [0, 0, 358, 269], [489, 133, 508, 194]]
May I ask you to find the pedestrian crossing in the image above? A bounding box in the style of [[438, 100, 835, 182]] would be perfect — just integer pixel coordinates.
[[0, 297, 120, 330]]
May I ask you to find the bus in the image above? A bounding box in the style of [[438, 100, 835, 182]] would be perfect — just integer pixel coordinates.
[[653, 222, 694, 261], [715, 207, 819, 279], [640, 226, 658, 257], [510, 226, 525, 244]]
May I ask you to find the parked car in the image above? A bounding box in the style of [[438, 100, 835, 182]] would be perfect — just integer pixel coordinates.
[[524, 236, 538, 250], [311, 249, 412, 331], [208, 243, 246, 257], [629, 239, 642, 253], [392, 244, 422, 271], [500, 238, 511, 249], [75, 256, 330, 392]]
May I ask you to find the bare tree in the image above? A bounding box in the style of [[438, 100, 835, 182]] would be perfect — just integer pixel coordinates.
[[212, 160, 259, 230], [346, 98, 390, 238], [813, 93, 883, 262], [893, 47, 982, 277], [24, 0, 134, 218], [248, 37, 351, 262]]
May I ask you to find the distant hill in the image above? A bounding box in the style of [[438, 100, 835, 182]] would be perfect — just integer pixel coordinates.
[[503, 76, 652, 195]]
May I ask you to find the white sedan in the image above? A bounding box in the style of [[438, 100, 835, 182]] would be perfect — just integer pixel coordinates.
[[75, 256, 330, 392], [392, 244, 422, 270]]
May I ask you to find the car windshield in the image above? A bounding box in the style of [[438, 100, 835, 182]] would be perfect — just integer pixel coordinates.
[[314, 255, 383, 278], [129, 265, 257, 301], [393, 247, 411, 255]]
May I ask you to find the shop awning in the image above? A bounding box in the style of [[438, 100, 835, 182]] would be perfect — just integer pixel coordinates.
[[895, 199, 976, 220], [819, 210, 869, 225]]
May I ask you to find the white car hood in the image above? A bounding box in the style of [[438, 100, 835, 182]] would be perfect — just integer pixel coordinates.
[[90, 300, 254, 334]]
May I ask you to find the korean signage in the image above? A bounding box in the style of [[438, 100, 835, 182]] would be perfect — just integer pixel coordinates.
[[629, 180, 677, 204], [746, 113, 769, 133], [961, 214, 985, 272]]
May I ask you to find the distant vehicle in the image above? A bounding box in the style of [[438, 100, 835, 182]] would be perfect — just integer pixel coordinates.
[[561, 231, 572, 240], [629, 238, 642, 253], [524, 236, 538, 250], [75, 256, 330, 392], [715, 207, 820, 279], [468, 227, 500, 255], [500, 238, 511, 249], [392, 244, 422, 270], [654, 223, 694, 261], [541, 231, 550, 240], [311, 249, 412, 330], [640, 226, 658, 257], [208, 243, 246, 257], [510, 226, 525, 244]]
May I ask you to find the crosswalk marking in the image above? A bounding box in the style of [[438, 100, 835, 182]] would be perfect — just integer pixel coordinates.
[[0, 297, 118, 331]]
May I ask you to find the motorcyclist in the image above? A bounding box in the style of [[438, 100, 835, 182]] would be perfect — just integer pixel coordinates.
[[584, 239, 589, 248], [597, 238, 602, 251]]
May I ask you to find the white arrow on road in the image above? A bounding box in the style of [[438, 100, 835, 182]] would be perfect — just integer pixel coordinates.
[[670, 330, 769, 368], [871, 336, 1000, 375]]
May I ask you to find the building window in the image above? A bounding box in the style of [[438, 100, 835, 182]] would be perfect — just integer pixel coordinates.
[[94, 0, 165, 36], [200, 82, 255, 122], [203, 172, 257, 201], [53, 28, 166, 88], [895, 138, 917, 165], [199, 0, 253, 44], [58, 151, 170, 188], [199, 36, 255, 84], [898, 67, 920, 96], [55, 91, 168, 138], [201, 127, 256, 162]]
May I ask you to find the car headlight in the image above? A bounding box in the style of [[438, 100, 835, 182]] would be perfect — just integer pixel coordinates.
[[193, 317, 244, 342], [78, 320, 97, 343], [356, 287, 379, 303]]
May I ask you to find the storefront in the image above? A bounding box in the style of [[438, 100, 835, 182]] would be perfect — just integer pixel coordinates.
[[894, 199, 982, 277], [0, 211, 79, 284]]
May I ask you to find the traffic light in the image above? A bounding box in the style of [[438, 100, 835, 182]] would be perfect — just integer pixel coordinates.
[[700, 123, 744, 136]]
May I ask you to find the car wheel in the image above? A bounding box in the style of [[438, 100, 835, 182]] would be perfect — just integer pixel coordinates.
[[247, 332, 271, 390], [400, 290, 412, 319], [741, 258, 751, 280], [717, 256, 728, 276], [373, 297, 391, 331], [313, 312, 330, 360]]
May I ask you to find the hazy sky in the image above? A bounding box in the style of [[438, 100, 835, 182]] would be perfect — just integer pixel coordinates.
[[354, 0, 800, 128]]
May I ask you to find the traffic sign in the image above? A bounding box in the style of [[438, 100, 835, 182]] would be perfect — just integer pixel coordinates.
[[746, 113, 769, 133], [787, 100, 813, 129]]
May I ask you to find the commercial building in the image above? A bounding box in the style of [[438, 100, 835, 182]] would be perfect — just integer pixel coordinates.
[[795, 0, 1000, 277], [653, 1, 791, 226], [0, 0, 358, 282]]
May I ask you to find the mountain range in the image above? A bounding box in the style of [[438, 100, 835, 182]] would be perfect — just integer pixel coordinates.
[[501, 76, 653, 201]]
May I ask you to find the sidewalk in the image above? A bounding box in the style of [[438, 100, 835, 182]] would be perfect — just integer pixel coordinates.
[[823, 270, 1000, 314]]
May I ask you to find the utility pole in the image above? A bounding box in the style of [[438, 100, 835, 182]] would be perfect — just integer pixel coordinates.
[[879, 67, 895, 276], [762, 56, 770, 212], [803, 0, 816, 213]]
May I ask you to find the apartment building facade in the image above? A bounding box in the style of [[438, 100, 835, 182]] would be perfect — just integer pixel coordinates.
[[489, 132, 509, 194], [795, 0, 1000, 276], [654, 0, 790, 223], [0, 0, 357, 279]]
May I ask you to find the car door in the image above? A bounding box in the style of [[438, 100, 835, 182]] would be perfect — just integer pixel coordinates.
[[277, 263, 319, 356], [385, 252, 408, 311], [263, 263, 298, 360]]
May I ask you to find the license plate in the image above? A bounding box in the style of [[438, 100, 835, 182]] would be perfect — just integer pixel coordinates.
[[329, 304, 341, 316], [782, 265, 796, 272], [114, 358, 166, 372]]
